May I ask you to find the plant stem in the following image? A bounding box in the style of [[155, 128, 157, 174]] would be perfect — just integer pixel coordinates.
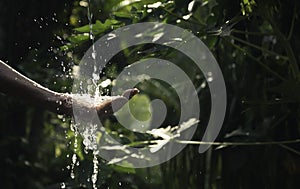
[[224, 38, 286, 81], [287, 6, 296, 40], [268, 17, 299, 78], [230, 35, 288, 60], [231, 29, 273, 36], [124, 138, 300, 147]]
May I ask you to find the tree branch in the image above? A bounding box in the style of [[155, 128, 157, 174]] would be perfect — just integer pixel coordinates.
[[0, 60, 139, 118]]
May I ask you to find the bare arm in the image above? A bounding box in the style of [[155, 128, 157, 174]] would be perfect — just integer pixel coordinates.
[[0, 60, 138, 117]]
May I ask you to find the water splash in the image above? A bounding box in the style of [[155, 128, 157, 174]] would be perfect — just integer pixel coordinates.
[[69, 0, 101, 187], [91, 154, 99, 189], [71, 93, 110, 152], [60, 182, 66, 189], [70, 122, 79, 179]]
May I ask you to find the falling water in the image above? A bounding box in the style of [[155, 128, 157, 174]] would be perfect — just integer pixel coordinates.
[[91, 154, 99, 189], [87, 0, 101, 99], [70, 122, 79, 180], [87, 0, 100, 186], [78, 0, 100, 188]]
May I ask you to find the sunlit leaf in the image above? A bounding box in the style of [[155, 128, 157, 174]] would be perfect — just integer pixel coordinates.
[[68, 34, 89, 44], [110, 164, 136, 173], [74, 19, 121, 35]]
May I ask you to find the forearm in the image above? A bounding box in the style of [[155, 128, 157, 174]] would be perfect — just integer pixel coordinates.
[[0, 60, 73, 115], [0, 60, 139, 117]]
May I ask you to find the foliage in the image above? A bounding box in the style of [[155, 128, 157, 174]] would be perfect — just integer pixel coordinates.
[[1, 0, 300, 189]]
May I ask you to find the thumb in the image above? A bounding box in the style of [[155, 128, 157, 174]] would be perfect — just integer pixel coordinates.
[[96, 88, 139, 117]]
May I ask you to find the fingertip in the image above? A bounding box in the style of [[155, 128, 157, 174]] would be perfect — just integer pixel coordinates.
[[132, 88, 140, 95], [122, 88, 140, 99]]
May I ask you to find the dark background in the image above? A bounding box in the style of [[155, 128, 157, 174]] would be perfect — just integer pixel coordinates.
[[0, 0, 300, 188]]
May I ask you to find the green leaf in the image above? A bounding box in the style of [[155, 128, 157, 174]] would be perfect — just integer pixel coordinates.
[[60, 44, 72, 51], [110, 164, 136, 173], [68, 34, 89, 44], [113, 12, 134, 19], [74, 25, 90, 33], [74, 19, 122, 35]]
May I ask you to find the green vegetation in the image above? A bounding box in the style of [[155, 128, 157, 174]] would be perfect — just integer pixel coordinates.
[[0, 0, 300, 188]]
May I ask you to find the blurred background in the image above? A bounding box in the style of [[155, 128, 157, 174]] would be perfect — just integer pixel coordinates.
[[0, 0, 300, 188]]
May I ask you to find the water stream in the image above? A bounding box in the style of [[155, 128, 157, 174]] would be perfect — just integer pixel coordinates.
[[69, 122, 79, 180], [66, 0, 102, 188], [81, 0, 100, 188]]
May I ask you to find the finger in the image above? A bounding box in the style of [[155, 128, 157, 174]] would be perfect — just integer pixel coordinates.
[[96, 96, 128, 117], [122, 88, 140, 99], [96, 88, 139, 118]]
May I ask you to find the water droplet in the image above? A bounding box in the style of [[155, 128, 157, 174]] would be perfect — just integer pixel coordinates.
[[91, 155, 99, 189], [60, 182, 66, 189], [72, 154, 77, 164], [107, 33, 116, 40], [182, 13, 192, 20], [207, 77, 213, 82], [92, 52, 97, 59]]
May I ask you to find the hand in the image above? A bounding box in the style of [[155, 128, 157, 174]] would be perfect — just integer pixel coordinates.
[[94, 88, 140, 117], [0, 60, 139, 118]]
